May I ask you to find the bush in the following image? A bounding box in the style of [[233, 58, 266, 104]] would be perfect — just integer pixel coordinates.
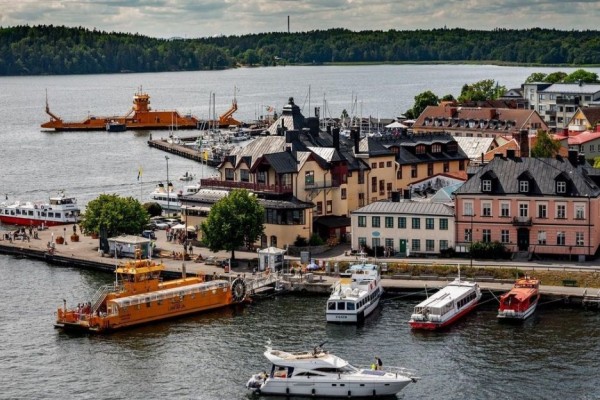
[[471, 241, 510, 260], [294, 235, 308, 247], [143, 202, 163, 217], [309, 233, 324, 246]]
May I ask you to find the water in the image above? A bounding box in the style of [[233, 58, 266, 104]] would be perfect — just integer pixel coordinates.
[[1, 65, 600, 399]]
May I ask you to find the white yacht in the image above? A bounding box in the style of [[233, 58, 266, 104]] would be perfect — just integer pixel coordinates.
[[326, 254, 383, 323], [149, 182, 180, 211], [246, 343, 418, 398]]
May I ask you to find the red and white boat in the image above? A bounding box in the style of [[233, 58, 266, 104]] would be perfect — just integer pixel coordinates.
[[497, 277, 540, 321], [409, 276, 481, 330], [0, 192, 81, 227]]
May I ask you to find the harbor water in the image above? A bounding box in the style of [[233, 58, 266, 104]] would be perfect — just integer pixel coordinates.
[[1, 65, 600, 399]]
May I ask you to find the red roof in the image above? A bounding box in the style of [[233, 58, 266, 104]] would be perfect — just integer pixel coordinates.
[[568, 130, 600, 145]]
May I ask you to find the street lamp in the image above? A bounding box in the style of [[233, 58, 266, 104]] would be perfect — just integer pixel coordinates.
[[165, 156, 170, 217]]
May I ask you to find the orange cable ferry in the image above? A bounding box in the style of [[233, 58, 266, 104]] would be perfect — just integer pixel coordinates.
[[55, 255, 248, 333], [497, 276, 540, 321], [41, 89, 202, 131]]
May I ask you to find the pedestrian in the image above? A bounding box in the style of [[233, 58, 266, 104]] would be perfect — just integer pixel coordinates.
[[375, 356, 383, 370], [188, 243, 193, 255]]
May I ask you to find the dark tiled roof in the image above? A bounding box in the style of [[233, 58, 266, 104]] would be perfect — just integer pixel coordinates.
[[579, 107, 600, 127], [263, 152, 298, 174], [456, 156, 600, 197]]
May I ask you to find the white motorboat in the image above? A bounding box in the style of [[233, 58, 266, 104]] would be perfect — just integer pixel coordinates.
[[149, 182, 180, 211], [409, 271, 481, 330], [178, 171, 195, 181], [326, 254, 383, 323], [246, 343, 418, 398], [0, 191, 80, 227]]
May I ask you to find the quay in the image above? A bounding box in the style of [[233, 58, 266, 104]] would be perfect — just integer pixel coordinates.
[[0, 226, 595, 307], [147, 136, 222, 166]]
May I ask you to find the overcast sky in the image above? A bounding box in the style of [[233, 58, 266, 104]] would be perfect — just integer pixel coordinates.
[[1, 0, 598, 39]]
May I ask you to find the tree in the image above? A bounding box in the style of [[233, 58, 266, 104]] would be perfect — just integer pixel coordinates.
[[201, 189, 265, 260], [564, 69, 599, 83], [530, 130, 562, 158], [458, 79, 506, 102], [411, 90, 439, 119], [80, 194, 149, 237], [545, 71, 567, 83], [143, 202, 163, 217], [525, 72, 547, 83]]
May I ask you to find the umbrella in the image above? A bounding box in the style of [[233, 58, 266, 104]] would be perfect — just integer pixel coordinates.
[[385, 121, 407, 129], [171, 223, 186, 230]]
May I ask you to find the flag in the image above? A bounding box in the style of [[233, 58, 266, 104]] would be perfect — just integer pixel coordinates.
[[203, 151, 209, 161], [137, 167, 142, 181]]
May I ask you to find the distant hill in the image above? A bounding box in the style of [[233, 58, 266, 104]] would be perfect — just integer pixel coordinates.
[[1, 25, 600, 76]]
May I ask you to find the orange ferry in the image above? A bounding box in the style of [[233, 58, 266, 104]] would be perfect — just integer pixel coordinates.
[[41, 89, 202, 131], [55, 257, 248, 333], [497, 277, 540, 321]]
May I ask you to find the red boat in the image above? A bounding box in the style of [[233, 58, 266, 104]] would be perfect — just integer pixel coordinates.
[[0, 192, 80, 227], [497, 277, 540, 321]]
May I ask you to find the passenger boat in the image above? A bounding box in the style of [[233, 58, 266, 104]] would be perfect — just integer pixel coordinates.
[[409, 273, 481, 330], [326, 254, 383, 323], [0, 192, 80, 227], [246, 342, 418, 398], [41, 89, 200, 131], [497, 277, 540, 321], [149, 182, 181, 211], [55, 257, 248, 333]]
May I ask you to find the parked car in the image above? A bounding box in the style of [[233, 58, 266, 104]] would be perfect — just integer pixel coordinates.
[[141, 230, 156, 240], [204, 256, 218, 265], [218, 259, 238, 268]]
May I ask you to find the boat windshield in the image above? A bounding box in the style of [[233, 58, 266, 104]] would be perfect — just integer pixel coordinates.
[[314, 365, 358, 374]]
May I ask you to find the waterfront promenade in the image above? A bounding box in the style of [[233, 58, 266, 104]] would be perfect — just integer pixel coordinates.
[[0, 225, 597, 303]]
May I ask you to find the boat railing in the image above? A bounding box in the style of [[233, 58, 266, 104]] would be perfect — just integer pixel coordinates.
[[91, 283, 122, 312], [247, 273, 279, 292], [358, 365, 418, 378]]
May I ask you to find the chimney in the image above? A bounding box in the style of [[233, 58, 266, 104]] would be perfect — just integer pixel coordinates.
[[391, 191, 401, 202], [494, 153, 503, 159], [332, 127, 340, 150], [403, 189, 412, 200], [568, 150, 578, 166], [351, 128, 359, 154], [506, 149, 515, 159]]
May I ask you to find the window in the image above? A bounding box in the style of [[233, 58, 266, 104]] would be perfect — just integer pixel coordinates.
[[465, 229, 472, 242], [379, 161, 384, 168], [412, 218, 420, 229], [316, 202, 323, 215], [358, 216, 367, 227], [501, 230, 509, 244], [501, 203, 510, 217], [240, 169, 250, 182], [371, 176, 377, 193], [358, 237, 367, 249], [432, 143, 442, 153], [459, 160, 465, 170], [326, 200, 332, 214], [379, 180, 385, 195], [482, 180, 492, 192], [519, 180, 529, 193], [519, 203, 529, 217], [439, 218, 448, 230], [576, 232, 584, 246], [482, 202, 491, 217], [397, 167, 402, 179], [426, 240, 435, 252], [257, 171, 267, 183], [575, 204, 585, 219], [270, 235, 277, 247], [371, 162, 377, 169], [556, 204, 566, 219], [416, 145, 426, 154], [425, 218, 434, 230], [386, 182, 392, 193], [305, 171, 314, 185], [386, 161, 392, 168], [385, 217, 394, 228], [556, 181, 566, 193], [443, 162, 449, 173], [464, 202, 474, 216], [557, 231, 565, 246], [358, 170, 365, 184], [538, 231, 546, 245], [411, 239, 421, 252], [372, 216, 380, 228], [440, 240, 449, 251], [372, 238, 381, 251], [538, 203, 547, 219], [225, 168, 235, 181], [411, 165, 417, 178], [358, 193, 365, 207], [427, 163, 434, 176], [398, 217, 406, 229], [341, 188, 347, 200], [482, 229, 491, 243]]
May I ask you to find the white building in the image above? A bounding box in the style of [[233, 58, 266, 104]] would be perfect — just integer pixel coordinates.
[[351, 200, 455, 257]]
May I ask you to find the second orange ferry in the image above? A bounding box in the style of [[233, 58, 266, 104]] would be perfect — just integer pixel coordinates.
[[55, 256, 248, 333]]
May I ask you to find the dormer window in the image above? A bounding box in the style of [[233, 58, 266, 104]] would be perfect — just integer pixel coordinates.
[[556, 181, 567, 194], [416, 145, 426, 154], [482, 180, 492, 192], [519, 180, 529, 193], [432, 143, 442, 153]]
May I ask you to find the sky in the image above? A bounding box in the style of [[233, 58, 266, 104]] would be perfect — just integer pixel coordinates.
[[0, 0, 599, 39]]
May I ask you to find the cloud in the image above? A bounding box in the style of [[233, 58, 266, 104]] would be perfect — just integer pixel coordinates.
[[0, 0, 598, 38]]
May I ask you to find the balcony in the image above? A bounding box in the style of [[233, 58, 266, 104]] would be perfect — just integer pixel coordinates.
[[512, 216, 532, 226], [556, 96, 580, 105], [200, 178, 293, 194], [304, 180, 341, 190], [545, 109, 556, 116]]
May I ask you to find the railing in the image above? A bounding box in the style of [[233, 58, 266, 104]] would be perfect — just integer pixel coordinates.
[[200, 178, 293, 194], [512, 216, 532, 226], [304, 180, 341, 189], [556, 96, 580, 105], [91, 283, 121, 312], [246, 272, 280, 292]]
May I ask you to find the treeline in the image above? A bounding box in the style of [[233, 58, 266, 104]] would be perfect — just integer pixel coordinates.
[[2, 25, 600, 76]]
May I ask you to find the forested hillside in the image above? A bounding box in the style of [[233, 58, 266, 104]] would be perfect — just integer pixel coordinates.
[[1, 25, 599, 76]]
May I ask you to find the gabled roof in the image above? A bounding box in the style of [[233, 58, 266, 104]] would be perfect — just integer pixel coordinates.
[[541, 83, 600, 95], [229, 136, 285, 169], [578, 107, 600, 127], [352, 200, 454, 217], [568, 129, 600, 145], [261, 152, 298, 174], [454, 136, 496, 160], [456, 156, 600, 197], [308, 146, 343, 162]]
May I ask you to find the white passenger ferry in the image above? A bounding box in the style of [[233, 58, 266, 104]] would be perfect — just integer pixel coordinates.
[[0, 192, 80, 227], [409, 273, 481, 330], [326, 254, 383, 323]]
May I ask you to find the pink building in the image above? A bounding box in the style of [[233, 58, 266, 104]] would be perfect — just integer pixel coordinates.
[[454, 150, 600, 261]]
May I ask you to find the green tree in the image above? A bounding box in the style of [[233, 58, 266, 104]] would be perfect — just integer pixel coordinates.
[[525, 72, 547, 83], [441, 94, 455, 101], [458, 79, 506, 102], [143, 202, 163, 217], [545, 71, 567, 83], [80, 194, 149, 237], [530, 130, 562, 158], [411, 90, 439, 118], [201, 189, 265, 260], [564, 69, 599, 83]]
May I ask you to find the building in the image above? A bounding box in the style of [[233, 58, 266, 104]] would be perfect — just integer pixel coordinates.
[[454, 151, 600, 261], [350, 200, 455, 257], [412, 104, 547, 138], [523, 82, 600, 131]]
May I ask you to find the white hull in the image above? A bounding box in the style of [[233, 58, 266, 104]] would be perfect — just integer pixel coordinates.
[[326, 287, 382, 323], [497, 300, 538, 320], [258, 377, 411, 397]]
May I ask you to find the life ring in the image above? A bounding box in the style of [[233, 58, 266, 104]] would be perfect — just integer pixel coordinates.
[[231, 278, 247, 303]]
